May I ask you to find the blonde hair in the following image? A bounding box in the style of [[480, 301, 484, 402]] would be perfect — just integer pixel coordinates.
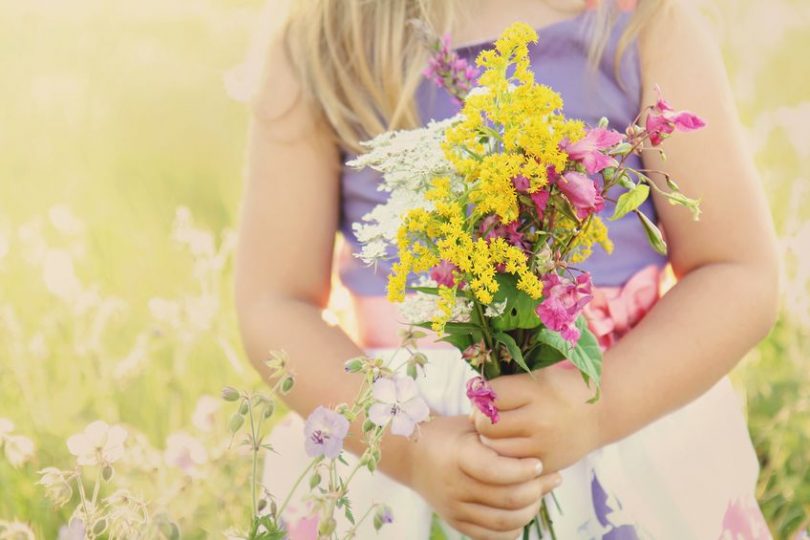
[[278, 0, 663, 152]]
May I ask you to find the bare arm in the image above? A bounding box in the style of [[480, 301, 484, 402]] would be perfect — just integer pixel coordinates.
[[474, 0, 779, 470], [595, 0, 779, 443], [233, 36, 416, 485]]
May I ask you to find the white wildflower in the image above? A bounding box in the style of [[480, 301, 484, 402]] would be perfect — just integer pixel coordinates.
[[66, 421, 127, 467], [42, 249, 82, 301], [0, 521, 35, 540], [191, 395, 221, 433], [348, 117, 465, 265], [484, 299, 508, 318], [3, 435, 35, 468], [164, 432, 208, 478], [57, 519, 85, 540], [105, 489, 148, 540], [0, 419, 13, 438], [49, 204, 85, 236], [38, 467, 74, 507], [398, 278, 473, 324]]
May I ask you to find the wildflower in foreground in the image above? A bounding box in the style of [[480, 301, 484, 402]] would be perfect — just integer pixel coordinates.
[[38, 467, 73, 507], [0, 419, 36, 468], [164, 432, 208, 478], [368, 376, 430, 437], [66, 420, 127, 467], [0, 520, 35, 540], [557, 171, 605, 219], [303, 406, 349, 459], [466, 376, 499, 424]]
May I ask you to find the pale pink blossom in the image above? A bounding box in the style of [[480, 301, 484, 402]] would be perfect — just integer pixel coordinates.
[[368, 376, 430, 437], [191, 395, 221, 433], [164, 432, 208, 478]]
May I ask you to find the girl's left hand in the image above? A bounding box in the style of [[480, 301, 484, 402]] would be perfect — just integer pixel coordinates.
[[471, 366, 609, 473]]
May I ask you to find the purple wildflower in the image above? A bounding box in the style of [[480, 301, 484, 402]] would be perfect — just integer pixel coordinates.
[[368, 376, 430, 437], [423, 33, 480, 105], [304, 406, 349, 460]]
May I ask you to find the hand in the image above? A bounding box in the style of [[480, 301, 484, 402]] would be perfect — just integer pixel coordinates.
[[408, 415, 562, 540], [472, 367, 607, 474]]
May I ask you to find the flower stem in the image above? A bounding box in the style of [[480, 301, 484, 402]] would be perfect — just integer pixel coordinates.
[[276, 459, 316, 519]]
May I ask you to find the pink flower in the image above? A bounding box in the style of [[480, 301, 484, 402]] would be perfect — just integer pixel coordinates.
[[430, 260, 459, 288], [466, 376, 499, 424], [530, 189, 550, 221], [556, 172, 605, 219], [512, 175, 531, 193], [561, 128, 624, 174], [536, 272, 594, 344], [645, 85, 706, 145]]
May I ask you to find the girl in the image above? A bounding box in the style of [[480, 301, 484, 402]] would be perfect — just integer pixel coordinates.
[[234, 0, 779, 538]]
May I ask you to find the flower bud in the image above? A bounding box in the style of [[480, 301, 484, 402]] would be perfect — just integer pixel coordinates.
[[373, 505, 394, 530], [362, 419, 376, 433], [263, 402, 275, 419], [270, 499, 278, 517], [318, 517, 337, 537], [257, 498, 268, 513], [221, 386, 240, 402], [597, 116, 609, 128], [239, 400, 249, 415], [309, 472, 321, 489], [343, 358, 365, 373], [92, 518, 108, 536], [102, 464, 114, 482], [280, 376, 295, 395], [228, 413, 244, 434]]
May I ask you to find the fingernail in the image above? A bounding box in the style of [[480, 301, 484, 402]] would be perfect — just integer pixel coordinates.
[[553, 474, 563, 487], [534, 461, 543, 476]]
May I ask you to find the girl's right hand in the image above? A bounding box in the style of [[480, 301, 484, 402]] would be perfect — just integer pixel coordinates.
[[408, 415, 562, 540]]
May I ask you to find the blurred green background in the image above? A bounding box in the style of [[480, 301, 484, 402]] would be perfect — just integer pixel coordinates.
[[0, 0, 807, 537]]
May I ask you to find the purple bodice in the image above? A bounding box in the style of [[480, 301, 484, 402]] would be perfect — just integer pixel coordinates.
[[339, 10, 667, 295]]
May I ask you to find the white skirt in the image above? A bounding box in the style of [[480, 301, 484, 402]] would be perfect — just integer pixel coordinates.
[[263, 347, 769, 540]]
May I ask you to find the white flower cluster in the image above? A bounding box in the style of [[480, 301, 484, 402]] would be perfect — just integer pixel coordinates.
[[0, 419, 35, 468], [398, 277, 473, 324], [347, 117, 463, 265]]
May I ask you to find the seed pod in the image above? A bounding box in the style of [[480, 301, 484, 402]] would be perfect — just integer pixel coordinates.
[[318, 517, 336, 537], [309, 472, 321, 489], [281, 376, 295, 394], [257, 498, 268, 512], [263, 402, 275, 419], [101, 464, 114, 482], [228, 412, 245, 434], [92, 518, 108, 536]]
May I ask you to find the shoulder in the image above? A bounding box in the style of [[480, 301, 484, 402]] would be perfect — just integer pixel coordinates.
[[250, 27, 331, 142], [637, 1, 723, 78]]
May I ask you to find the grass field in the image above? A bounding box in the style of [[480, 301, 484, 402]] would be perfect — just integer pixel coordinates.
[[0, 0, 807, 537]]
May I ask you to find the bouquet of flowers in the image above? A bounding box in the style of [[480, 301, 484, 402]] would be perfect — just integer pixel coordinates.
[[350, 22, 704, 536]]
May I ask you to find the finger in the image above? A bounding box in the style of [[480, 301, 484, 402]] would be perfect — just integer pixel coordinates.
[[457, 499, 542, 533], [468, 477, 544, 510], [459, 436, 543, 484], [489, 376, 537, 411], [479, 434, 536, 460], [473, 407, 528, 439], [451, 520, 522, 540]]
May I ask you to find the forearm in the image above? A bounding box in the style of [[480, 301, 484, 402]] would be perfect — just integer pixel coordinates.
[[236, 295, 415, 485], [596, 261, 778, 445]]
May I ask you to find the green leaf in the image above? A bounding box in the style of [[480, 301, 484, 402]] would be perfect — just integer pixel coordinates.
[[493, 332, 532, 375], [664, 191, 702, 221], [635, 210, 668, 255], [531, 318, 602, 396], [438, 333, 474, 351], [407, 286, 440, 295], [611, 184, 650, 221], [489, 274, 542, 331]]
